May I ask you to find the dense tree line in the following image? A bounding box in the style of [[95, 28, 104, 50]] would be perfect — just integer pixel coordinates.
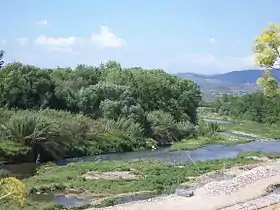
[[0, 61, 202, 162], [213, 93, 280, 124]]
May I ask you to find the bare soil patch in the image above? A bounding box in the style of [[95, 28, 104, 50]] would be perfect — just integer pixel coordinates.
[[82, 171, 140, 180]]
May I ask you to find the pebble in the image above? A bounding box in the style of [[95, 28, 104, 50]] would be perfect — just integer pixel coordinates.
[[175, 189, 194, 197], [195, 166, 280, 196]]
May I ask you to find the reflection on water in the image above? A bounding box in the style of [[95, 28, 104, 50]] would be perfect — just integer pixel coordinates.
[[2, 162, 38, 179], [31, 192, 88, 207]]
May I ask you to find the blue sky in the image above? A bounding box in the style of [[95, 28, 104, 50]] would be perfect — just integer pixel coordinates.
[[2, 0, 280, 74]]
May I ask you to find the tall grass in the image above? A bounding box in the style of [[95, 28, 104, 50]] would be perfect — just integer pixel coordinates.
[[0, 109, 150, 161], [197, 120, 220, 136]]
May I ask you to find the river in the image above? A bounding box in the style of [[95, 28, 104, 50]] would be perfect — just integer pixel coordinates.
[[2, 118, 280, 207], [2, 118, 280, 179]]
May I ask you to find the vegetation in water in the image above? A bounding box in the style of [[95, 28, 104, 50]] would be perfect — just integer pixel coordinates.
[[169, 134, 251, 152]]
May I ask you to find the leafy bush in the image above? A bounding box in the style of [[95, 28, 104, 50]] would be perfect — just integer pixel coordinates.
[[215, 93, 280, 124]]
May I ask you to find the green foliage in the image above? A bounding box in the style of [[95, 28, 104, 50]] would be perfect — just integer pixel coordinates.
[[0, 50, 4, 69], [253, 23, 280, 96], [197, 120, 220, 136], [0, 141, 30, 161], [256, 69, 280, 97], [0, 61, 202, 162], [219, 121, 280, 139], [27, 157, 260, 197], [214, 93, 280, 124], [146, 110, 195, 145], [169, 134, 250, 152], [0, 109, 150, 161]]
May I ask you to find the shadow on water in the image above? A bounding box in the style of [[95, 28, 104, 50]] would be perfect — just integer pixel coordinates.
[[0, 162, 38, 179]]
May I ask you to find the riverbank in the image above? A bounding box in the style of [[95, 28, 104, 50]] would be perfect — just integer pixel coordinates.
[[197, 109, 280, 140], [3, 115, 280, 209], [169, 134, 252, 152], [3, 152, 270, 210], [91, 157, 280, 210], [219, 121, 280, 139]]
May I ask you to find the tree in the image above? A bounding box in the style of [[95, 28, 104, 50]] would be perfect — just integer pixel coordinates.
[[0, 50, 4, 69], [0, 63, 55, 109], [253, 23, 280, 96], [256, 69, 279, 96], [0, 177, 28, 206]]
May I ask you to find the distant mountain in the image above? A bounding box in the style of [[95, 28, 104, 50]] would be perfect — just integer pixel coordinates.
[[209, 69, 280, 84], [174, 69, 280, 97]]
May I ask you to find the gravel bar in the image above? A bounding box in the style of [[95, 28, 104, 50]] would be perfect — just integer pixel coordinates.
[[195, 166, 280, 196]]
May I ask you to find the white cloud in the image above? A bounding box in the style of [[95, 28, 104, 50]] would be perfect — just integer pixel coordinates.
[[91, 26, 125, 49], [209, 37, 216, 44], [34, 35, 89, 53], [36, 20, 48, 25], [48, 47, 73, 53], [165, 53, 257, 74], [0, 39, 7, 45], [34, 35, 77, 47], [16, 37, 29, 45], [33, 25, 125, 52]]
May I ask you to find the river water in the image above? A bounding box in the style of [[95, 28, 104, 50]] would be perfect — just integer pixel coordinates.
[[3, 118, 280, 178], [2, 118, 280, 207]]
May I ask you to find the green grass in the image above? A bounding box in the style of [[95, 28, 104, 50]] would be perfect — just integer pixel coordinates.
[[238, 151, 280, 159], [169, 134, 251, 152], [26, 156, 261, 195], [219, 121, 280, 139]]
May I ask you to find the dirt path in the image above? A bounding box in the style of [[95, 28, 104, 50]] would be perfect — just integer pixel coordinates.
[[92, 161, 280, 210], [261, 203, 280, 210]]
